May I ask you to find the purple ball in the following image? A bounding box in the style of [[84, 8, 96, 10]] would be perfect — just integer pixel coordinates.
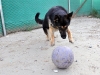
[[52, 46, 74, 69]]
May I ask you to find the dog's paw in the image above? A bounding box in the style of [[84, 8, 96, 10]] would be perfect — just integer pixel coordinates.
[[51, 41, 55, 46], [51, 43, 55, 46], [69, 40, 74, 44], [54, 35, 58, 38], [46, 38, 49, 41], [46, 36, 50, 41]]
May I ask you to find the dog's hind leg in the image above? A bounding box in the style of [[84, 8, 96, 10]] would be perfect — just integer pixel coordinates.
[[67, 27, 74, 43], [42, 17, 50, 41], [43, 27, 50, 41]]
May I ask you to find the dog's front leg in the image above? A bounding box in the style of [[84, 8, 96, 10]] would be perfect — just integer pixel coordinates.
[[67, 27, 74, 43], [49, 27, 55, 46]]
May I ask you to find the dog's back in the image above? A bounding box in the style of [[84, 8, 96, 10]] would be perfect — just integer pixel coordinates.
[[47, 6, 68, 15], [35, 6, 68, 25], [45, 6, 68, 22]]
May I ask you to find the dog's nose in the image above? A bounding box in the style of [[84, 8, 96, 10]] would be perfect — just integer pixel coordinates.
[[61, 35, 66, 39]]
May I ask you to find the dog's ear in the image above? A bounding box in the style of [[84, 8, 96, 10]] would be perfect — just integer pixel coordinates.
[[54, 15, 61, 22], [64, 12, 73, 19], [67, 12, 73, 18]]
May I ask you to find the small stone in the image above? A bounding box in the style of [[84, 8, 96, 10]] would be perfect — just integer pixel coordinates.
[[53, 70, 58, 73], [97, 45, 100, 48], [42, 69, 44, 70], [6, 35, 9, 37], [89, 46, 92, 48], [34, 60, 37, 62], [75, 60, 77, 62], [88, 16, 92, 18], [75, 46, 78, 48], [0, 58, 3, 61]]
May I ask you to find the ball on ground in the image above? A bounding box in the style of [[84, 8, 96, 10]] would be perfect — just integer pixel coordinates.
[[52, 46, 74, 69]]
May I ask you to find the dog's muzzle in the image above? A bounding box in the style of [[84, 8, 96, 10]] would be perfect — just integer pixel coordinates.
[[61, 34, 66, 39], [59, 29, 67, 39]]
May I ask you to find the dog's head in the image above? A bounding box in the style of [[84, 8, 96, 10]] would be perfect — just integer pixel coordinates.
[[53, 12, 73, 39]]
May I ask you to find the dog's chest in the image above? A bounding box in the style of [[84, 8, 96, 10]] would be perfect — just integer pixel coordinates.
[[48, 19, 59, 31]]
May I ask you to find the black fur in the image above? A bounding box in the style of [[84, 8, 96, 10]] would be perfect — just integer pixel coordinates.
[[35, 6, 73, 39], [35, 13, 43, 24]]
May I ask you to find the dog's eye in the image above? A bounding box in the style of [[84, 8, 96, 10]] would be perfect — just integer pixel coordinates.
[[64, 26, 67, 28], [61, 26, 63, 28], [60, 26, 67, 29], [54, 19, 58, 22], [56, 19, 58, 21], [58, 26, 67, 29]]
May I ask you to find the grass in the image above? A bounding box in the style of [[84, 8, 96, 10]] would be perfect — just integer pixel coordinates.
[[90, 8, 100, 18]]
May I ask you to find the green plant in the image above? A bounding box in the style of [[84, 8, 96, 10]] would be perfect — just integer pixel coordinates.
[[24, 27, 33, 31], [90, 8, 100, 18]]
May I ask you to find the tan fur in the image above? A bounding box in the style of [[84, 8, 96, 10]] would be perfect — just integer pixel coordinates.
[[48, 26, 73, 46], [47, 19, 73, 46], [49, 26, 55, 46], [67, 27, 73, 43], [46, 19, 55, 45]]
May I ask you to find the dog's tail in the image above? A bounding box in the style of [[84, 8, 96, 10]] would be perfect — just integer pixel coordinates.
[[35, 13, 43, 24]]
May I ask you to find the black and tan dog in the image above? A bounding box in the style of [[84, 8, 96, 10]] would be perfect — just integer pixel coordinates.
[[35, 6, 73, 46]]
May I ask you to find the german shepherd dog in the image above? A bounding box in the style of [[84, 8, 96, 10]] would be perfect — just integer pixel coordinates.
[[35, 6, 73, 46]]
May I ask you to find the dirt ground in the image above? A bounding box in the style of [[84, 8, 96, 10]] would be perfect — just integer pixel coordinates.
[[0, 17, 100, 75]]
